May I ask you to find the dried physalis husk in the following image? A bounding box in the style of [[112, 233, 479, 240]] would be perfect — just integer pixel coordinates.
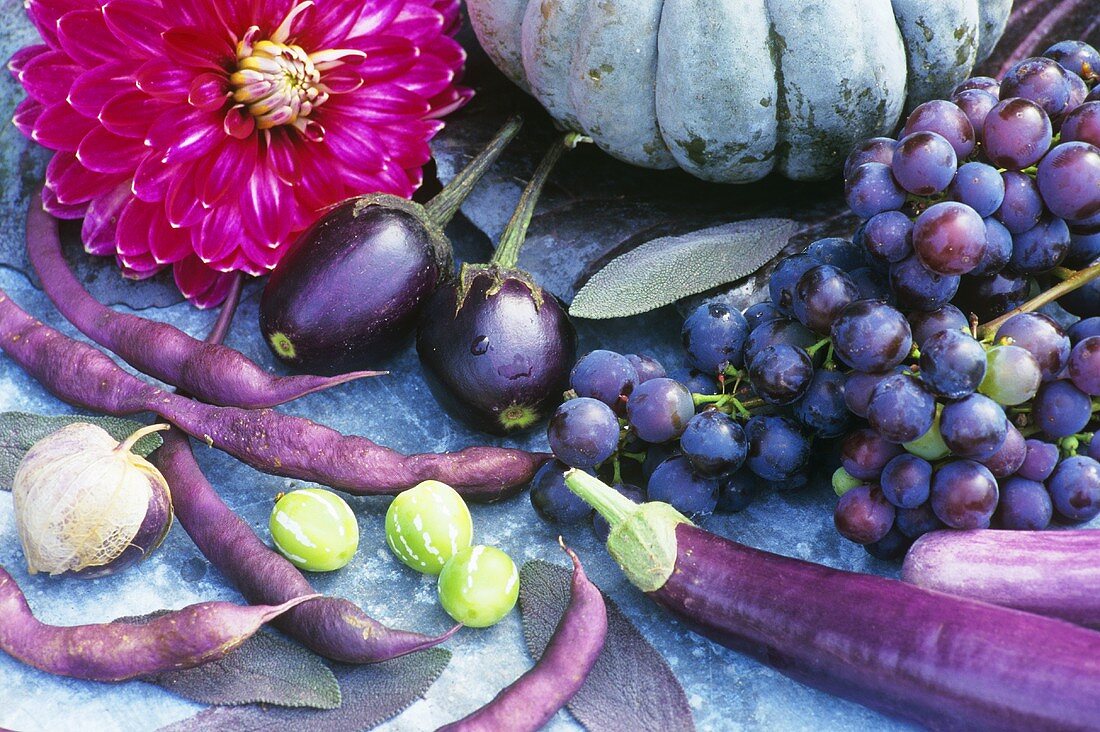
[[12, 422, 174, 578]]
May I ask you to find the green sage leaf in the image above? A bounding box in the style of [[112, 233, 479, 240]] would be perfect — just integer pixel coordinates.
[[157, 648, 451, 732], [520, 560, 696, 732], [568, 219, 798, 319], [0, 412, 164, 491], [138, 623, 341, 710]]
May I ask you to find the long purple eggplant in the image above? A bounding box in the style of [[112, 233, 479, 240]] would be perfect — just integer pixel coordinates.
[[902, 529, 1100, 628], [564, 470, 1100, 730]]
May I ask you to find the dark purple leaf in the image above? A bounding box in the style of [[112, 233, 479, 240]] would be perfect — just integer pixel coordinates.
[[157, 648, 451, 732], [520, 560, 695, 732]]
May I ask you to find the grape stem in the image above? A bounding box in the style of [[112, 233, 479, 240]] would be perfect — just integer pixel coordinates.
[[976, 261, 1100, 339], [805, 337, 831, 358]]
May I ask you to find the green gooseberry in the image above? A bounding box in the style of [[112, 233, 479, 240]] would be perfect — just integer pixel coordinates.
[[437, 545, 519, 628], [269, 488, 359, 572], [385, 480, 473, 575]]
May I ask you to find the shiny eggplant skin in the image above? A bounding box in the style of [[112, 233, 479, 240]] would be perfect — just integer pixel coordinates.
[[416, 266, 577, 435], [260, 196, 450, 374]]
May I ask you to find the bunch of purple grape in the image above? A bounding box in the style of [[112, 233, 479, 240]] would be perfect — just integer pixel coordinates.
[[845, 40, 1100, 323], [534, 40, 1100, 561]]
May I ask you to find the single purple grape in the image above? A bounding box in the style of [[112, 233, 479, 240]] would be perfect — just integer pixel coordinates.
[[1068, 335, 1100, 395], [1033, 379, 1092, 438], [1048, 455, 1100, 522], [930, 459, 999, 529], [940, 394, 1008, 460], [983, 98, 1053, 170], [1060, 102, 1100, 147], [912, 201, 987, 276], [531, 460, 594, 524], [995, 171, 1044, 234], [891, 131, 958, 195], [843, 137, 896, 180], [805, 238, 867, 272], [834, 485, 895, 545], [626, 353, 666, 383], [682, 302, 749, 373], [716, 470, 757, 513], [995, 477, 1053, 530], [742, 302, 784, 331], [952, 76, 1001, 98], [862, 210, 913, 263], [919, 329, 987, 399], [792, 264, 859, 333], [889, 255, 961, 312], [895, 502, 945, 539], [908, 305, 969, 348], [1044, 40, 1100, 82], [744, 415, 810, 482], [1000, 57, 1073, 121], [648, 455, 719, 520], [1036, 141, 1100, 221], [570, 350, 638, 411], [952, 271, 1029, 322], [949, 162, 1005, 218], [830, 300, 912, 372], [880, 454, 932, 509], [901, 99, 976, 160], [1069, 317, 1100, 343], [1008, 214, 1071, 274], [845, 162, 907, 218], [952, 89, 999, 143], [971, 217, 1013, 276], [769, 253, 821, 315], [626, 378, 695, 443], [1017, 438, 1060, 481], [792, 370, 852, 438], [979, 422, 1027, 478], [847, 267, 893, 303], [547, 397, 620, 468], [864, 526, 914, 561], [841, 427, 903, 481], [680, 409, 747, 478], [867, 374, 936, 443]]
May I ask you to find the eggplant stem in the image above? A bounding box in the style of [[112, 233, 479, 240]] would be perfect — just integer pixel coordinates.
[[490, 132, 589, 270], [565, 469, 634, 527], [425, 115, 524, 228], [977, 261, 1100, 339]]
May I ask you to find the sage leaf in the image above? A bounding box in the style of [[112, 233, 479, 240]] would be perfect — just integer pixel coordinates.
[[139, 624, 341, 710], [0, 412, 163, 491], [568, 219, 798, 319], [520, 560, 695, 732], [158, 648, 451, 732]]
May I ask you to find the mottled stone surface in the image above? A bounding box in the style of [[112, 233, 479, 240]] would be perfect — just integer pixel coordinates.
[[0, 7, 1010, 732]]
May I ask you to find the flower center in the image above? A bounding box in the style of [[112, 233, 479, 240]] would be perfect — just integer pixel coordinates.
[[224, 2, 364, 139], [230, 38, 325, 130]]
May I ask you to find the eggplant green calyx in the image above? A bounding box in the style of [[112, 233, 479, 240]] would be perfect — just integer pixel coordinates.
[[454, 263, 545, 313], [490, 132, 591, 271], [564, 469, 691, 592]]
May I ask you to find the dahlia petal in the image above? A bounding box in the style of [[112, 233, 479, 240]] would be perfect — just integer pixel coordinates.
[[57, 10, 127, 63], [292, 0, 365, 48], [7, 44, 49, 79], [22, 49, 84, 106], [173, 255, 233, 308], [187, 72, 230, 112], [238, 160, 290, 246], [165, 163, 208, 227], [223, 105, 255, 139], [293, 152, 347, 210], [318, 68, 364, 94], [12, 98, 45, 137], [426, 85, 473, 119], [162, 28, 234, 71], [82, 182, 133, 255], [421, 34, 465, 73], [102, 0, 168, 57], [135, 59, 193, 102], [238, 231, 284, 269], [194, 206, 242, 262], [77, 126, 147, 173], [160, 116, 224, 165], [32, 101, 96, 150], [24, 0, 90, 48], [371, 121, 434, 168], [392, 53, 453, 100], [41, 184, 90, 219], [131, 155, 177, 202], [265, 130, 301, 184], [350, 82, 430, 120], [117, 250, 165, 278], [146, 105, 219, 154], [115, 196, 157, 259], [47, 151, 130, 205], [317, 116, 385, 173], [345, 0, 404, 38], [389, 3, 445, 47], [147, 209, 194, 264], [197, 135, 257, 206], [68, 62, 137, 117], [341, 35, 416, 81], [100, 89, 165, 138]]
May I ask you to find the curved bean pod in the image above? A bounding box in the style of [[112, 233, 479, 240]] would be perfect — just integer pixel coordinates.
[[0, 566, 316, 682], [437, 543, 606, 732], [157, 427, 458, 662], [0, 290, 550, 501], [25, 197, 381, 409]]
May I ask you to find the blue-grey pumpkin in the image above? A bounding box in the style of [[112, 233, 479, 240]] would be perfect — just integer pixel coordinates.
[[467, 0, 1012, 182]]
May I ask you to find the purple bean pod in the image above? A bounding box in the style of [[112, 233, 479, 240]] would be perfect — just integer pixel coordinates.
[[0, 290, 550, 500], [25, 197, 382, 409], [566, 470, 1100, 731], [902, 529, 1100, 628], [157, 427, 458, 662], [0, 566, 317, 682], [436, 543, 606, 732]]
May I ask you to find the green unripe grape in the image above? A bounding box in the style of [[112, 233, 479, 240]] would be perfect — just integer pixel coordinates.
[[979, 345, 1042, 406], [385, 480, 473, 575], [270, 488, 359, 572], [903, 405, 950, 460], [437, 545, 519, 627], [832, 467, 861, 497]]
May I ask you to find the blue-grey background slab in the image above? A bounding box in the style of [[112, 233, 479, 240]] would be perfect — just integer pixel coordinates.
[[0, 6, 1005, 732]]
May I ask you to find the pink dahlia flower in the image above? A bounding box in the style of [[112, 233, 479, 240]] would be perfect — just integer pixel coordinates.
[[10, 0, 471, 307]]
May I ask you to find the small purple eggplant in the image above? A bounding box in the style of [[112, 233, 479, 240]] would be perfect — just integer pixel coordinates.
[[259, 117, 523, 374], [416, 135, 585, 435]]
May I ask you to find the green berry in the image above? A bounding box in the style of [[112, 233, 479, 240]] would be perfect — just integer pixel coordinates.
[[903, 405, 950, 460], [832, 467, 861, 497], [437, 545, 519, 627], [269, 488, 359, 572], [385, 480, 473, 575]]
